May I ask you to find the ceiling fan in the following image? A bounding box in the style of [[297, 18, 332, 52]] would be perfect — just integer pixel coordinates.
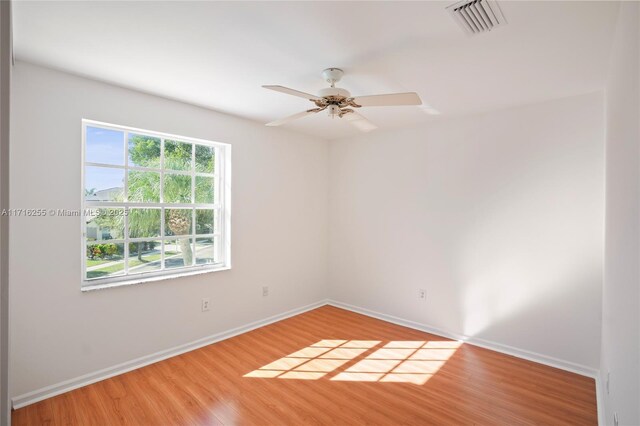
[[263, 68, 423, 132]]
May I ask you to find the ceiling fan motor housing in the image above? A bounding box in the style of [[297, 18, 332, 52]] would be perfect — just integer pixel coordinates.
[[318, 87, 351, 99]]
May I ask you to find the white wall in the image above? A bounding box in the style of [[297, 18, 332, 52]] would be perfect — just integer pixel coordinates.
[[329, 92, 605, 371], [9, 62, 329, 398], [600, 2, 640, 425]]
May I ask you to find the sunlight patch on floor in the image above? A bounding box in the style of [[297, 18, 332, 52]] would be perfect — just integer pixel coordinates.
[[244, 339, 462, 384]]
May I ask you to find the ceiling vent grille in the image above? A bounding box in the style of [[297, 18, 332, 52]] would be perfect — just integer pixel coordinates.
[[447, 0, 507, 35]]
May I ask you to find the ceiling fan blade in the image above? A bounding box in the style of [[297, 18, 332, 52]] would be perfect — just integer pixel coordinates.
[[343, 111, 378, 132], [263, 85, 321, 101], [266, 110, 318, 127], [352, 92, 422, 107]]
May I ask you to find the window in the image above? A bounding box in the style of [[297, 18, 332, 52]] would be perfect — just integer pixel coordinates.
[[82, 120, 230, 289]]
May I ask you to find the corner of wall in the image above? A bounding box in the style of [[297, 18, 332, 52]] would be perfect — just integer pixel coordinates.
[[0, 1, 11, 424], [600, 1, 640, 425]]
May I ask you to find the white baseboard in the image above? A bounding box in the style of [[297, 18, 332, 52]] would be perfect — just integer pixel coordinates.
[[11, 299, 329, 409], [327, 299, 600, 379]]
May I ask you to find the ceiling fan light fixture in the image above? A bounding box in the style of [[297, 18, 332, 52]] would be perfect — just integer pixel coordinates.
[[328, 105, 341, 118]]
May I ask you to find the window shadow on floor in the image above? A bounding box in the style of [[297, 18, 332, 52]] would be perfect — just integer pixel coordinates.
[[244, 339, 462, 384]]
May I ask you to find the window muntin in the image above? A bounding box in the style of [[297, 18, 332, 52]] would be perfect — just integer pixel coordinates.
[[82, 120, 230, 288]]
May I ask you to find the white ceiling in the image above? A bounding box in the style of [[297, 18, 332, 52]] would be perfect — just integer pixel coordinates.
[[13, 1, 619, 140]]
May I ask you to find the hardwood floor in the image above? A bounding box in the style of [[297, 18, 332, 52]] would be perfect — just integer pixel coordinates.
[[12, 305, 597, 425]]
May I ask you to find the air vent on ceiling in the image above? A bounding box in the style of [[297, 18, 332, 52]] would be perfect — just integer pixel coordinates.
[[447, 0, 507, 35]]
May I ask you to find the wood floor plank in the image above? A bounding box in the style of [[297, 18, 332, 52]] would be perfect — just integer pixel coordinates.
[[12, 305, 598, 425]]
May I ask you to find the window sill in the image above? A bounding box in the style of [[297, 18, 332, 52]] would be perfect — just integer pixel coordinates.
[[81, 264, 231, 292]]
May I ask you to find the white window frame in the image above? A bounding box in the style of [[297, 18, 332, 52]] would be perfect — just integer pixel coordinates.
[[81, 119, 231, 291]]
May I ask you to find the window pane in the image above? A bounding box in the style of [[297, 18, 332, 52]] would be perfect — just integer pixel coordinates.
[[164, 173, 191, 203], [165, 208, 192, 236], [86, 242, 125, 279], [165, 238, 193, 269], [86, 208, 125, 241], [85, 126, 124, 165], [129, 208, 161, 238], [195, 145, 215, 174], [85, 167, 124, 201], [164, 140, 193, 171], [83, 122, 229, 286], [128, 240, 162, 275], [128, 134, 161, 168], [195, 237, 215, 265], [196, 209, 215, 235], [128, 171, 160, 202], [195, 176, 215, 204]]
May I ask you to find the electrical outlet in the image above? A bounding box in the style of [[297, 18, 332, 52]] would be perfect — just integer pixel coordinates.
[[606, 371, 610, 394], [613, 412, 619, 426], [262, 286, 269, 297], [419, 289, 426, 301], [201, 298, 210, 312]]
